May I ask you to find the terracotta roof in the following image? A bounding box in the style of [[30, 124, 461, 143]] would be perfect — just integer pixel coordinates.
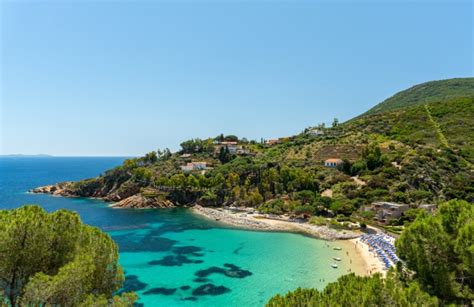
[[325, 158, 343, 163]]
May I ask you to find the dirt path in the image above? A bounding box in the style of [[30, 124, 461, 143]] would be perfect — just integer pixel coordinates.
[[424, 104, 450, 148], [351, 176, 366, 186]]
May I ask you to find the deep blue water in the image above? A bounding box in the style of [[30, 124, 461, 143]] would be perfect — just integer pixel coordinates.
[[0, 157, 353, 306]]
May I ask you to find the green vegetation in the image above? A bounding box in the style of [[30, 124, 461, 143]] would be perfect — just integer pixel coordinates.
[[267, 200, 473, 306], [0, 205, 136, 306], [267, 272, 437, 307], [56, 79, 473, 226], [19, 78, 474, 305], [396, 199, 473, 303], [47, 78, 473, 227], [361, 78, 474, 116]]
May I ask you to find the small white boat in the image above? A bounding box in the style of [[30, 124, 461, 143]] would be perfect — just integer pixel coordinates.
[[331, 263, 338, 268], [333, 257, 342, 261], [333, 247, 342, 251]]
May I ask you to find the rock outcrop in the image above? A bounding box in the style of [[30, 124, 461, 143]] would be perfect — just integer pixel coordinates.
[[110, 194, 175, 209], [31, 182, 176, 209], [30, 182, 77, 197]]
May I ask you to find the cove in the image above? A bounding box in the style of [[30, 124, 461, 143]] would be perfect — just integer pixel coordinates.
[[0, 157, 356, 306]]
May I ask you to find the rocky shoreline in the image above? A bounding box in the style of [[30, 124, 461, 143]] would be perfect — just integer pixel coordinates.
[[30, 183, 78, 197], [191, 205, 360, 240], [31, 184, 385, 275], [30, 183, 175, 209]]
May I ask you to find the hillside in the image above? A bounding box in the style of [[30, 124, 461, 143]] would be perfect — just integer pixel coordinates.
[[360, 78, 474, 117], [32, 80, 474, 226]]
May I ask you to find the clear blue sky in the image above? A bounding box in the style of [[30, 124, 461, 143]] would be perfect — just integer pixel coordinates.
[[1, 0, 472, 156]]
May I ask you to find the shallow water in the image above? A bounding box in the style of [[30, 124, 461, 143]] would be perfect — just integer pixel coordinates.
[[0, 157, 354, 306]]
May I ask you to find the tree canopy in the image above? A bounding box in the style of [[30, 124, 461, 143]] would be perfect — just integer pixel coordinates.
[[267, 272, 437, 307], [396, 199, 473, 303], [0, 205, 136, 306]]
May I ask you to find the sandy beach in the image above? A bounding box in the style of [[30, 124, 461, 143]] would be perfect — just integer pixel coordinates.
[[340, 238, 386, 276], [191, 205, 385, 276]]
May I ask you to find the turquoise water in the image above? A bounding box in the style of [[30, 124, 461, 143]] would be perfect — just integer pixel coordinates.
[[0, 157, 352, 306]]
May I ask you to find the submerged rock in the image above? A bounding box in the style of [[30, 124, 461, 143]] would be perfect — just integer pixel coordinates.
[[192, 283, 231, 296], [195, 263, 252, 279], [143, 287, 177, 295]]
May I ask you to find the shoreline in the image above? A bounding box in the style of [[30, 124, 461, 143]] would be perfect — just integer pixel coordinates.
[[191, 205, 360, 240], [30, 188, 386, 276], [191, 205, 385, 276]]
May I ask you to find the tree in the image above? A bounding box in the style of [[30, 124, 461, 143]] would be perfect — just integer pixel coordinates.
[[161, 148, 172, 160], [224, 135, 239, 142], [294, 190, 316, 204], [332, 118, 339, 128], [247, 189, 264, 207], [396, 200, 473, 304], [144, 151, 157, 164], [0, 205, 135, 306], [267, 272, 437, 306], [362, 144, 383, 171], [216, 134, 225, 142], [219, 146, 232, 164]]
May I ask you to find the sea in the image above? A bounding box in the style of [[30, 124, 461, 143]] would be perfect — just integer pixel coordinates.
[[0, 157, 354, 306]]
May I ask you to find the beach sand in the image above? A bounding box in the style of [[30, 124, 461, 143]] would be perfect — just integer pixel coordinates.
[[191, 205, 359, 240], [338, 238, 385, 276], [191, 205, 385, 276]]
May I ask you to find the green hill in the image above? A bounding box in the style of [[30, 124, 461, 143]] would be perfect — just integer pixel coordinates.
[[32, 79, 474, 217], [360, 78, 474, 117]]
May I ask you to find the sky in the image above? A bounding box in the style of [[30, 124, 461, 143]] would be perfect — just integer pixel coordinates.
[[1, 0, 472, 156]]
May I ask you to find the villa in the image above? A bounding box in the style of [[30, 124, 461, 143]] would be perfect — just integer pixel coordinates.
[[308, 128, 324, 136], [324, 158, 343, 167], [265, 139, 280, 146], [214, 141, 252, 156], [365, 202, 410, 224], [181, 161, 209, 172], [214, 141, 238, 154]]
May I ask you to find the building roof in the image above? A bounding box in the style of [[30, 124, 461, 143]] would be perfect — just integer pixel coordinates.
[[373, 202, 409, 208], [325, 158, 343, 163]]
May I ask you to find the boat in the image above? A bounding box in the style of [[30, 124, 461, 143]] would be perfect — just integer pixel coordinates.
[[331, 263, 338, 268], [332, 257, 342, 261], [333, 247, 342, 250]]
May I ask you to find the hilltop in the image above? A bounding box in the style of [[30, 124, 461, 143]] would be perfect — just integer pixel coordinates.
[[360, 78, 474, 117], [32, 79, 474, 229]]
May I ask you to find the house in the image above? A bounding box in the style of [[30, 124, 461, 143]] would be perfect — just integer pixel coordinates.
[[181, 161, 209, 172], [236, 147, 251, 155], [308, 129, 324, 136], [365, 202, 410, 224], [419, 204, 437, 213], [265, 136, 294, 146], [324, 158, 343, 167], [265, 139, 280, 146], [214, 141, 239, 154], [181, 153, 192, 158], [214, 141, 252, 156]]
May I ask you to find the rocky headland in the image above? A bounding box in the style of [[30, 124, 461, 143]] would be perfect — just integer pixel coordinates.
[[30, 182, 175, 209]]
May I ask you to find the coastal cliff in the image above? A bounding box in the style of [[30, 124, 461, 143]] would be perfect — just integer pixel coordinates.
[[30, 180, 176, 209]]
